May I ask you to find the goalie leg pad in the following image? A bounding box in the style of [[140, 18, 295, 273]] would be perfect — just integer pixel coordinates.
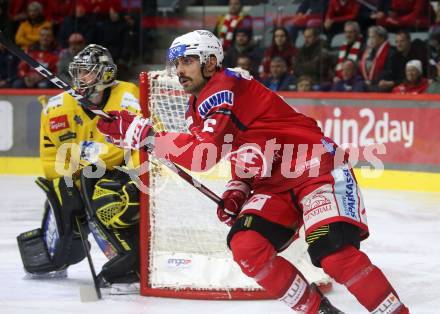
[[306, 222, 361, 267], [81, 170, 140, 284], [226, 214, 295, 252], [17, 177, 87, 274]]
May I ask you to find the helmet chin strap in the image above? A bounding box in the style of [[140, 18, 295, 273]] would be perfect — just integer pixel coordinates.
[[200, 62, 215, 82]]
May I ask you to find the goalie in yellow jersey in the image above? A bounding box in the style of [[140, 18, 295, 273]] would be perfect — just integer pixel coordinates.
[[17, 44, 142, 286]]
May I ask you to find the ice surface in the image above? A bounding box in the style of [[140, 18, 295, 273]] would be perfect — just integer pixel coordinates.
[[1, 175, 439, 314]]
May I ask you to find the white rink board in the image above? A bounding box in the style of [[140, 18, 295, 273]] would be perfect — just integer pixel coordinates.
[[1, 175, 439, 313]]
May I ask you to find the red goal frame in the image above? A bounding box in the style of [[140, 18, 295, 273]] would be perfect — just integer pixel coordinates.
[[138, 71, 272, 300]]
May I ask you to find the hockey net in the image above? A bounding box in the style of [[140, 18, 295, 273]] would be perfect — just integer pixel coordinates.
[[138, 71, 331, 299]]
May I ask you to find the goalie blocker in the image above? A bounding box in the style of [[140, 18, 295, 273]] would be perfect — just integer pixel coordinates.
[[17, 170, 140, 284]]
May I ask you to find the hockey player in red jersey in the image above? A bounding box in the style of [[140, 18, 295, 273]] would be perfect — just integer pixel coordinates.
[[97, 30, 410, 313]]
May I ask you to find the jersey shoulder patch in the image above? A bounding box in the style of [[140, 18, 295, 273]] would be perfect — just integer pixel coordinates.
[[43, 93, 64, 115], [121, 91, 140, 111], [224, 67, 253, 80], [198, 89, 234, 118]]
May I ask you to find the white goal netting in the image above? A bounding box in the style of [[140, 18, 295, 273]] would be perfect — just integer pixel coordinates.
[[139, 70, 330, 299]]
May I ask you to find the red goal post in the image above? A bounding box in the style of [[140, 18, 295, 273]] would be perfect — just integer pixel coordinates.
[[138, 71, 331, 300]]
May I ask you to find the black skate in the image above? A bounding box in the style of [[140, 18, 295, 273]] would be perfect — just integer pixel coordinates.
[[312, 283, 345, 314], [318, 297, 345, 314]]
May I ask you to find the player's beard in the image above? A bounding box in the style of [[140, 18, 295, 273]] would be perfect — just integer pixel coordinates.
[[180, 75, 207, 95]]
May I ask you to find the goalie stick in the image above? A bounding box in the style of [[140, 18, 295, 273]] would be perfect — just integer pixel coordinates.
[[0, 30, 112, 120], [75, 216, 102, 302]]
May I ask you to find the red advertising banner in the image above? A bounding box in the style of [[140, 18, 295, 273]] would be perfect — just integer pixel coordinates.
[[281, 92, 440, 168]]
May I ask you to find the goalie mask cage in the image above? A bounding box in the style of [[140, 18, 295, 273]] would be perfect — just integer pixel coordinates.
[[138, 71, 330, 300]]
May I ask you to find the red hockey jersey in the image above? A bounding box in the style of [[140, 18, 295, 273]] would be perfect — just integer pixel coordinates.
[[154, 69, 340, 193]]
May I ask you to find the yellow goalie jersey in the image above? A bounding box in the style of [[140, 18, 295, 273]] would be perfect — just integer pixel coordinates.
[[40, 81, 141, 180]]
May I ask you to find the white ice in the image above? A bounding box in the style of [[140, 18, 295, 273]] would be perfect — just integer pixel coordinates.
[[0, 175, 439, 314]]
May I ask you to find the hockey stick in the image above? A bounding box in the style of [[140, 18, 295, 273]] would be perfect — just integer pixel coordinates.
[[0, 30, 112, 119], [152, 156, 223, 206], [355, 0, 378, 12], [75, 216, 102, 302], [0, 29, 219, 206]]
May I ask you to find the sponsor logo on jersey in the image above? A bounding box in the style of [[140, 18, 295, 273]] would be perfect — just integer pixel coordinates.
[[59, 131, 77, 142], [198, 90, 234, 118], [342, 168, 357, 219], [49, 115, 69, 132], [279, 275, 307, 307], [73, 115, 83, 125], [167, 258, 192, 269], [303, 192, 333, 218], [80, 141, 103, 163], [301, 184, 339, 230], [371, 293, 402, 314]]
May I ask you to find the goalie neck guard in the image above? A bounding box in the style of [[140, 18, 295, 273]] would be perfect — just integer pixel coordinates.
[[166, 30, 224, 74], [69, 44, 117, 99]]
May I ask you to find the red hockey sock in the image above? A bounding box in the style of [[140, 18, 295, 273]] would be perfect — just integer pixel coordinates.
[[321, 245, 409, 313], [230, 231, 320, 313]]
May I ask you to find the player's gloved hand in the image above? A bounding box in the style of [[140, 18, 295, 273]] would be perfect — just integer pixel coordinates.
[[217, 180, 251, 226], [97, 110, 154, 150]]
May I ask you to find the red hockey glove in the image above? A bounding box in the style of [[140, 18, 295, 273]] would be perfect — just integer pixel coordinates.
[[217, 180, 251, 227], [97, 110, 154, 150]]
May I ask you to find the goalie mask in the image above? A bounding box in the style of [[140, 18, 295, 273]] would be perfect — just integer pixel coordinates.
[[69, 44, 117, 98], [166, 30, 224, 75]]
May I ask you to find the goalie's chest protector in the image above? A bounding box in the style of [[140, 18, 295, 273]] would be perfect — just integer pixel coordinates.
[[185, 69, 337, 192], [41, 81, 140, 179]]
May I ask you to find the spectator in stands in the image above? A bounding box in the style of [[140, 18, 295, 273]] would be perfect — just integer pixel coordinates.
[[0, 0, 13, 38], [324, 0, 360, 41], [359, 25, 394, 92], [331, 59, 367, 92], [89, 0, 122, 21], [334, 21, 364, 80], [236, 55, 258, 78], [213, 0, 253, 51], [46, 0, 75, 30], [8, 0, 48, 30], [379, 31, 429, 91], [283, 0, 328, 44], [57, 2, 96, 48], [372, 0, 434, 31], [296, 75, 314, 91], [262, 56, 296, 91], [0, 43, 19, 88], [13, 26, 59, 88], [15, 1, 51, 50], [427, 26, 440, 78], [96, 5, 128, 64], [57, 33, 86, 84], [120, 13, 140, 67], [259, 27, 297, 81], [426, 59, 440, 93], [392, 59, 428, 93], [293, 27, 334, 89], [223, 28, 262, 76]]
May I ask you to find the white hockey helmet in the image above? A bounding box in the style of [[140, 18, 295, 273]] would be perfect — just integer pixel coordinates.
[[167, 30, 224, 68]]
